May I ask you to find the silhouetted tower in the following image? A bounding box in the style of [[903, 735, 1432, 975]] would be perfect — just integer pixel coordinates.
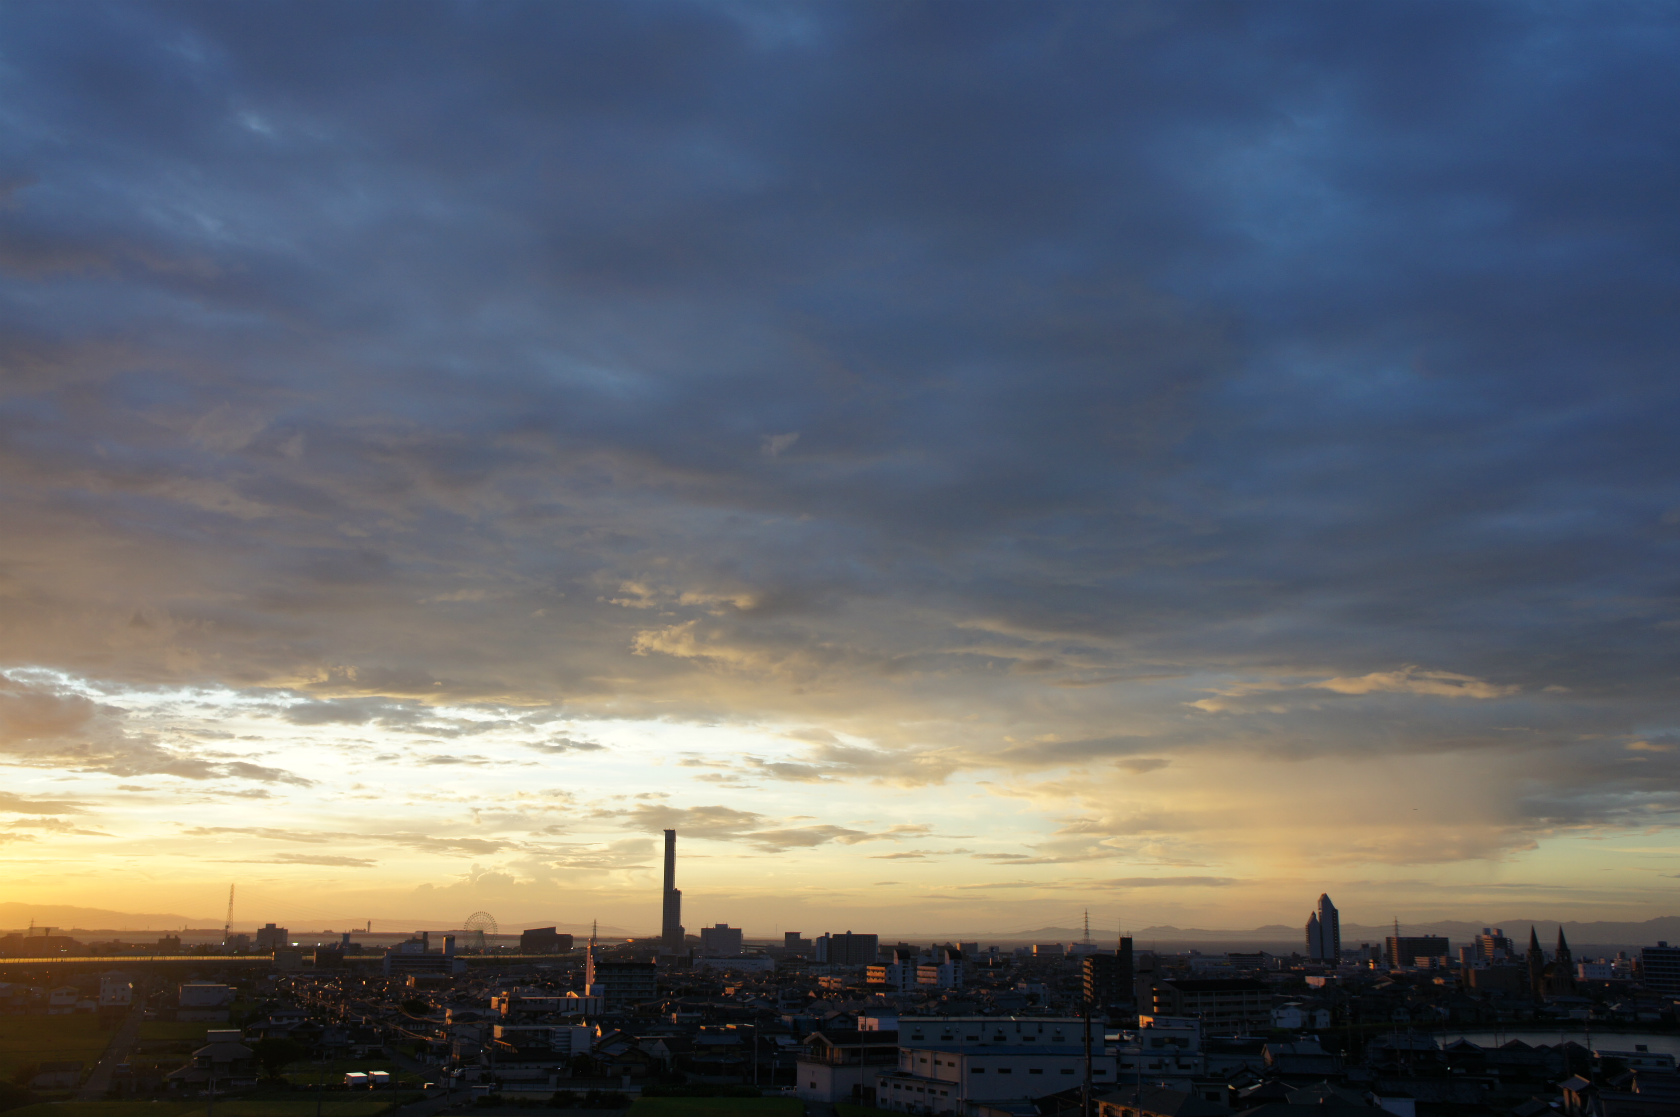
[[660, 829, 684, 952], [1551, 926, 1576, 994], [1118, 934, 1135, 1006], [1527, 926, 1546, 997]]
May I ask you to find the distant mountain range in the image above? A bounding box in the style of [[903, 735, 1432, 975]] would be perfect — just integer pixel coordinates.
[[5, 901, 1678, 950], [0, 904, 634, 937], [993, 917, 1680, 951], [0, 903, 214, 932]]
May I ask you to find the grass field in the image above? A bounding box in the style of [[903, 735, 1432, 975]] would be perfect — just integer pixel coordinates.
[[176, 1098, 404, 1117], [628, 1100, 803, 1117], [2, 1103, 191, 1117], [0, 1016, 112, 1081], [2, 1094, 410, 1117]]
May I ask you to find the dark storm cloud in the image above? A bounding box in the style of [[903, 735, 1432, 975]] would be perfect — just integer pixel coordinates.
[[0, 1, 1677, 846]]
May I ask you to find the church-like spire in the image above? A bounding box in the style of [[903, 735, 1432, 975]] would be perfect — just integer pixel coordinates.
[[1527, 926, 1546, 997]]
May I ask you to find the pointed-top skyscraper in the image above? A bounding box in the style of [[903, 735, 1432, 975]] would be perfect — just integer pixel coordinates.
[[1306, 894, 1341, 961]]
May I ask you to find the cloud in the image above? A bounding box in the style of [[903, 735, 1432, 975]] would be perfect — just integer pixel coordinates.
[[1311, 668, 1519, 700], [546, 838, 654, 872], [1095, 876, 1237, 889], [0, 673, 311, 784], [0, 0, 1676, 912], [760, 432, 799, 458], [215, 852, 378, 868], [618, 804, 909, 852], [0, 792, 86, 815], [525, 737, 606, 754], [1114, 758, 1171, 775], [183, 825, 509, 857]]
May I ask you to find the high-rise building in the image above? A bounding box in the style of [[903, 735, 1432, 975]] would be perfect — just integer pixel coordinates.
[[1640, 942, 1680, 993], [255, 923, 289, 951], [700, 923, 744, 956], [1474, 927, 1514, 962], [1305, 895, 1340, 961], [660, 829, 684, 952], [1386, 934, 1450, 968], [1081, 936, 1135, 1010], [815, 931, 879, 965]]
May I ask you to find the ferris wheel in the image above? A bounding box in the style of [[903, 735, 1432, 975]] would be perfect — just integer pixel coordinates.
[[463, 911, 498, 950]]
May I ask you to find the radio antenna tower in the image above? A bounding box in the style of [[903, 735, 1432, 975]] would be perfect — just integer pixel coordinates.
[[1082, 909, 1092, 947], [223, 884, 236, 943]]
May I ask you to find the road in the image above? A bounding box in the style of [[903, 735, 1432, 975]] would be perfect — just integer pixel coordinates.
[[77, 1002, 146, 1100]]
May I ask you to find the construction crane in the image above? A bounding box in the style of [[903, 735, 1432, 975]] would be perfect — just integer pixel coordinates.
[[223, 884, 236, 944]]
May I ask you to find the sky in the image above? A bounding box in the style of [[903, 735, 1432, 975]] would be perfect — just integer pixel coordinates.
[[1, 1, 1679, 940]]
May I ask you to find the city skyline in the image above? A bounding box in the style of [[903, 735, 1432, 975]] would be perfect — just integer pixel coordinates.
[[2, 4, 1679, 930]]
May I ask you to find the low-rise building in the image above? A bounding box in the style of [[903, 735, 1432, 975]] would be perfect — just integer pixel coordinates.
[[99, 972, 133, 1008], [1150, 978, 1270, 1031], [872, 1016, 1116, 1114], [795, 1029, 901, 1105], [167, 1030, 258, 1091], [518, 927, 574, 953]]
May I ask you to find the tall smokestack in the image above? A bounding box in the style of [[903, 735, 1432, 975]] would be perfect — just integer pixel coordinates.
[[661, 829, 683, 952]]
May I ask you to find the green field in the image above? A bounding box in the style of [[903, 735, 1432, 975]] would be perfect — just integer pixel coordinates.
[[627, 1100, 803, 1117], [2, 1095, 409, 1117], [0, 1016, 111, 1081], [1, 1104, 191, 1117], [177, 1099, 404, 1117]]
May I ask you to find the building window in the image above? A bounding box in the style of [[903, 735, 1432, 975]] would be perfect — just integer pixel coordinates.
[[1061, 1069, 1075, 1074], [971, 1068, 984, 1074], [1030, 1068, 1044, 1075], [998, 1068, 1012, 1074]]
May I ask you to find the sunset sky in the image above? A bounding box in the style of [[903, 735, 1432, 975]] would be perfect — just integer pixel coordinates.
[[2, 2, 1679, 938]]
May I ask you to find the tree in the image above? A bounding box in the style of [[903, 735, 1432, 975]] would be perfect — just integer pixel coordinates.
[[0, 1082, 38, 1113], [400, 998, 429, 1016], [251, 1037, 308, 1079]]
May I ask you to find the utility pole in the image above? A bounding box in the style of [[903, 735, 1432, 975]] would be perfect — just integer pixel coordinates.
[[1082, 993, 1093, 1117], [315, 1043, 329, 1117]]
